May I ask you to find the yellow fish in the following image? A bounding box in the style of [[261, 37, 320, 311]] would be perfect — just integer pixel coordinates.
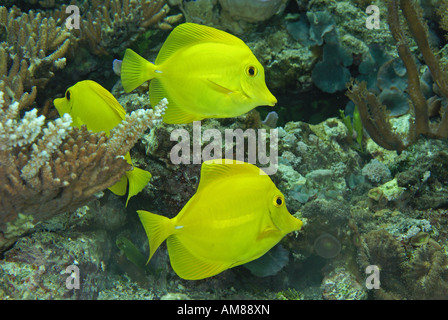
[[137, 159, 302, 280], [120, 23, 277, 124], [53, 80, 152, 206]]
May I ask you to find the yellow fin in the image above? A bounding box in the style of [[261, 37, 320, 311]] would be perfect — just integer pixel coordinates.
[[125, 166, 152, 207], [207, 79, 234, 95], [84, 80, 126, 120], [121, 49, 156, 92], [53, 97, 70, 116], [156, 23, 245, 65], [137, 210, 173, 263], [197, 159, 266, 192], [108, 175, 127, 196], [257, 227, 281, 241], [150, 78, 202, 124], [167, 235, 231, 280]]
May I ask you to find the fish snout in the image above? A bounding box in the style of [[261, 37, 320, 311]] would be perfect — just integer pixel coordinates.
[[264, 90, 277, 107]]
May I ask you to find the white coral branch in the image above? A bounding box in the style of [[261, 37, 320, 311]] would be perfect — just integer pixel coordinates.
[[0, 92, 46, 151], [21, 113, 73, 183]]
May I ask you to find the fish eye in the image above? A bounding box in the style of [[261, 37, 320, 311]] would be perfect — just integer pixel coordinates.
[[65, 90, 71, 100], [273, 195, 284, 208], [246, 65, 257, 77]]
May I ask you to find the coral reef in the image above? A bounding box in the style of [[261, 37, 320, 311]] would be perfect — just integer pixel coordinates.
[[0, 228, 110, 299], [347, 0, 448, 153], [77, 0, 182, 56], [357, 229, 407, 299], [0, 5, 73, 110], [0, 1, 182, 113], [287, 10, 353, 94], [357, 227, 448, 299], [218, 0, 288, 23], [321, 267, 367, 300], [0, 90, 167, 251], [1, 0, 448, 301], [405, 242, 448, 299], [394, 139, 448, 210], [361, 159, 391, 184]]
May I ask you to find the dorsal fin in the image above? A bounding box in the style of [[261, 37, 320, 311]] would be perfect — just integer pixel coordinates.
[[197, 159, 267, 192], [155, 23, 246, 65]]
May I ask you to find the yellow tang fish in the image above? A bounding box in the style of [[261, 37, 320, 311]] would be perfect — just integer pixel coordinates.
[[121, 23, 277, 124], [53, 80, 152, 207], [137, 159, 302, 280]]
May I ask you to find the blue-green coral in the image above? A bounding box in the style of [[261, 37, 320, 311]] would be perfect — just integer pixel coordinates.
[[287, 10, 353, 93]]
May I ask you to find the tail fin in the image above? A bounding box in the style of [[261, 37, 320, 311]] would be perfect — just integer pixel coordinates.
[[137, 210, 173, 263], [121, 48, 156, 92], [125, 166, 152, 207]]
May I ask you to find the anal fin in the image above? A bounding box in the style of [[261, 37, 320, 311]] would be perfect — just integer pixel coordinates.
[[167, 235, 230, 280]]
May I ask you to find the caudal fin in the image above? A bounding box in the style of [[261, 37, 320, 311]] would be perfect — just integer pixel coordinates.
[[125, 166, 152, 207], [137, 210, 173, 263], [121, 48, 156, 92]]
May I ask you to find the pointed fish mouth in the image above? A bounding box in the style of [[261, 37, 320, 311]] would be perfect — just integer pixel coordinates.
[[266, 92, 277, 106]]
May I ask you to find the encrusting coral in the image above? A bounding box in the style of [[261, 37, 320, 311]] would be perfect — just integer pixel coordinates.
[[0, 88, 167, 249]]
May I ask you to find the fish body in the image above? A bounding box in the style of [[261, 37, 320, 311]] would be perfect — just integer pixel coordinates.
[[137, 159, 302, 280], [53, 80, 152, 206], [121, 23, 277, 124]]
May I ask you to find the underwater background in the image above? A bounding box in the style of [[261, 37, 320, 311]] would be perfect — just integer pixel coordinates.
[[1, 0, 448, 300]]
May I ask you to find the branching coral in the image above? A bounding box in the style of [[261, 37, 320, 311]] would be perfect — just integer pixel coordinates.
[[0, 5, 73, 110], [0, 1, 182, 111], [0, 88, 167, 249], [77, 0, 182, 55], [346, 0, 448, 154]]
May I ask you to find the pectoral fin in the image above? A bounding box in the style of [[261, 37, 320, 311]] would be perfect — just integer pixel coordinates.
[[207, 79, 234, 95], [256, 227, 280, 241]]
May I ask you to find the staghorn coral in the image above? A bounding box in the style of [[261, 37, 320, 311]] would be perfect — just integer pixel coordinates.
[[78, 0, 183, 56], [0, 5, 73, 110], [0, 89, 167, 251], [0, 1, 182, 113]]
